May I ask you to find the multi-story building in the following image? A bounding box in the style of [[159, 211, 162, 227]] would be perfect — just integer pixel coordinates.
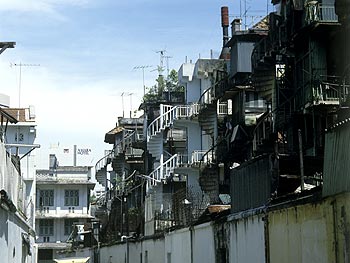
[[35, 155, 95, 263], [2, 102, 39, 230], [94, 1, 350, 262], [0, 105, 37, 263]]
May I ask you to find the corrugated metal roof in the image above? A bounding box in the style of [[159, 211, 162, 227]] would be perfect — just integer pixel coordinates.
[[2, 108, 35, 122]]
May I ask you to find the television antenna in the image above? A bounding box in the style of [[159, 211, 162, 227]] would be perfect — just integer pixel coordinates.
[[10, 62, 40, 107], [133, 65, 153, 96]]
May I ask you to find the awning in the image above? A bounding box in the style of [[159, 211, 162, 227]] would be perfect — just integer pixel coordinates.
[[53, 257, 90, 263]]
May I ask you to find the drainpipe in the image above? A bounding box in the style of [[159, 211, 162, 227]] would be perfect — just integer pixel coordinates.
[[190, 226, 194, 263], [73, 144, 77, 166], [298, 129, 305, 191]]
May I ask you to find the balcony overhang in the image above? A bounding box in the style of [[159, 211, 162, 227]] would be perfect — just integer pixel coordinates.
[[35, 213, 94, 219]]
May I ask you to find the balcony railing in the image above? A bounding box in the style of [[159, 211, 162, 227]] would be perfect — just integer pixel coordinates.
[[298, 76, 349, 107], [191, 150, 215, 165], [175, 104, 199, 118], [305, 4, 338, 24], [217, 102, 228, 116]]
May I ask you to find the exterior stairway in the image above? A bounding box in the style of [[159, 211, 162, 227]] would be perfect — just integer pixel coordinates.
[[95, 129, 137, 187], [95, 150, 113, 187], [146, 103, 199, 190], [147, 104, 175, 158], [147, 154, 178, 192]]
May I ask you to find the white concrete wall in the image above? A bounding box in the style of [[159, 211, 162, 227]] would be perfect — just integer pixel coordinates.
[[1, 209, 36, 263], [165, 227, 191, 263], [229, 214, 265, 263], [192, 222, 215, 263], [100, 238, 165, 263]]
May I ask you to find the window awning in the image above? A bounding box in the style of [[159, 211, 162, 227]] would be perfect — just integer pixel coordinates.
[[53, 257, 90, 263]]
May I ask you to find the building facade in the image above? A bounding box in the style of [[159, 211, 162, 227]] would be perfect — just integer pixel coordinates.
[[35, 157, 95, 263]]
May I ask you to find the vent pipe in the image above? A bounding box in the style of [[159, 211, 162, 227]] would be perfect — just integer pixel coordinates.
[[221, 6, 230, 46]]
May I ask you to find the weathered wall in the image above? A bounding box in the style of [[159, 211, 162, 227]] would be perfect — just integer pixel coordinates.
[[0, 210, 36, 263], [99, 192, 350, 263], [192, 222, 216, 263], [229, 214, 265, 263], [268, 193, 350, 263], [165, 227, 191, 263]]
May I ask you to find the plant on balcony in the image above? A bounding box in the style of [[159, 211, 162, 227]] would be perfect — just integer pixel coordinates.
[[143, 69, 184, 103]]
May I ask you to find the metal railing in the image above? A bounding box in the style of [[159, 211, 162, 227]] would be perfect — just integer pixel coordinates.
[[147, 104, 174, 141], [305, 4, 338, 24], [175, 104, 199, 118], [147, 154, 178, 190], [217, 102, 228, 116], [192, 150, 215, 165]]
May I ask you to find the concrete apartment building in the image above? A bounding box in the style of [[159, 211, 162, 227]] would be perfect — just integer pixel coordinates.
[[0, 100, 38, 263], [35, 155, 95, 263]]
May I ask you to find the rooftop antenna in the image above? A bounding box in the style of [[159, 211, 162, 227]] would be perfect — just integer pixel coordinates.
[[133, 65, 153, 96], [164, 55, 172, 79], [155, 49, 166, 76], [10, 62, 40, 107]]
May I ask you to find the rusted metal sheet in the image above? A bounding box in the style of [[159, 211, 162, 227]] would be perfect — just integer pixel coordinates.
[[323, 122, 350, 197]]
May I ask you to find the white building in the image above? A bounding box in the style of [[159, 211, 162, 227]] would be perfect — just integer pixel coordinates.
[[2, 105, 39, 230], [144, 59, 227, 235], [0, 107, 37, 263], [35, 157, 95, 263]]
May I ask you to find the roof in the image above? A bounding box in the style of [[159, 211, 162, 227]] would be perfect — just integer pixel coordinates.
[[54, 257, 90, 263], [0, 108, 18, 123], [104, 126, 124, 143], [36, 213, 95, 219], [251, 16, 269, 30], [37, 242, 72, 250], [1, 108, 35, 122]]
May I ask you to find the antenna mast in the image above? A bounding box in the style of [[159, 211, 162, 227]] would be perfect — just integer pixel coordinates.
[[11, 62, 40, 107]]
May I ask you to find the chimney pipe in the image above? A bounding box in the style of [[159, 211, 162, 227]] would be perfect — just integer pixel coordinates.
[[221, 6, 229, 46]]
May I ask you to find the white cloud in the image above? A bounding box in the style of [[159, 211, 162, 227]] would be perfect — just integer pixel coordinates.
[[0, 0, 92, 21], [0, 0, 90, 12]]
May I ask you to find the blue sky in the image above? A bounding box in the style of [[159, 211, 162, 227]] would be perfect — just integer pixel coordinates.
[[0, 0, 273, 168]]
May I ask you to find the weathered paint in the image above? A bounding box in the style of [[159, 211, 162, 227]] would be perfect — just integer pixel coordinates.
[[98, 192, 350, 263], [192, 222, 215, 263], [268, 198, 336, 263], [229, 214, 265, 263], [165, 227, 191, 263]]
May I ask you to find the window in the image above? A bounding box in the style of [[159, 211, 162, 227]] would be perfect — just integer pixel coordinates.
[[64, 190, 79, 206], [39, 190, 54, 206], [39, 219, 54, 236], [64, 219, 77, 235]]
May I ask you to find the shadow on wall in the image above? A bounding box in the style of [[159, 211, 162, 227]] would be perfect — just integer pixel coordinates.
[[0, 209, 9, 246]]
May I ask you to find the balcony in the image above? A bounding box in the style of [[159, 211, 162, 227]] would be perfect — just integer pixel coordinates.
[[177, 150, 215, 169], [305, 4, 338, 24], [298, 76, 349, 108]]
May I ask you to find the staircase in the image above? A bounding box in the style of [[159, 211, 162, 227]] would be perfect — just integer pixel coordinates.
[[147, 154, 178, 192], [95, 129, 138, 187], [197, 86, 218, 137], [147, 104, 176, 158], [95, 150, 113, 187]]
